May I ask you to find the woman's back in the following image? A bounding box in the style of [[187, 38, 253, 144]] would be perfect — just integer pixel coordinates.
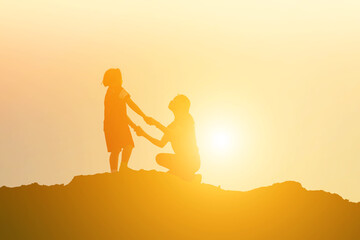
[[167, 114, 199, 157]]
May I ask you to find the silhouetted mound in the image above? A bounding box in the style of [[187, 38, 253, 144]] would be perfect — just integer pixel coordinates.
[[0, 170, 359, 239]]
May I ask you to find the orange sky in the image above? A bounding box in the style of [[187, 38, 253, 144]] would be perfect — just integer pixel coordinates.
[[1, 0, 359, 202]]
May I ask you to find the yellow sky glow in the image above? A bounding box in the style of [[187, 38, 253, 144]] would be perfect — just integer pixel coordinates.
[[1, 0, 360, 202]]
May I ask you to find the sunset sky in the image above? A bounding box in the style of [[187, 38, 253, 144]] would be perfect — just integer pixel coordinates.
[[1, 0, 359, 202]]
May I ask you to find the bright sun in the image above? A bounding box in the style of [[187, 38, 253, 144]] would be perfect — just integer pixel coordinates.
[[211, 129, 233, 154]]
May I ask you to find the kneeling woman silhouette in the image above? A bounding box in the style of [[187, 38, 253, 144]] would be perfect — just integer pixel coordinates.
[[136, 95, 201, 181], [103, 68, 150, 173]]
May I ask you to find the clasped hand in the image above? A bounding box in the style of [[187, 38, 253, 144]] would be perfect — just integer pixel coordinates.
[[133, 116, 156, 136], [144, 116, 156, 126]]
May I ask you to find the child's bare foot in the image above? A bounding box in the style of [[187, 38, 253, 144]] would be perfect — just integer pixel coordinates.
[[119, 162, 130, 172]]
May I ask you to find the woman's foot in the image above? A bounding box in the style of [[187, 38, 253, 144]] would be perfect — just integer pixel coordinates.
[[191, 174, 202, 183]]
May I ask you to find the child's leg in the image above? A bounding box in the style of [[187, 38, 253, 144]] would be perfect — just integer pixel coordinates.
[[109, 151, 120, 173], [120, 145, 133, 170]]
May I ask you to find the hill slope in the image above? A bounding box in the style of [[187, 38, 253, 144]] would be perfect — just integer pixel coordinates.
[[0, 169, 359, 239]]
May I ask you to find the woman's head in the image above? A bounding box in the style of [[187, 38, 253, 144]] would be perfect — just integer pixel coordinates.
[[168, 95, 191, 114], [103, 68, 122, 87]]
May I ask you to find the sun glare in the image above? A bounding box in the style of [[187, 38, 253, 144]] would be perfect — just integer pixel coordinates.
[[211, 129, 233, 154]]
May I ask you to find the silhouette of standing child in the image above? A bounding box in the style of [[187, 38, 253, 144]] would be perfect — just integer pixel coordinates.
[[103, 68, 149, 172], [136, 95, 201, 181]]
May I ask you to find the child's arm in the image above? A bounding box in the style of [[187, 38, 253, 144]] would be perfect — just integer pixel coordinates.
[[145, 117, 167, 133], [127, 116, 138, 130], [126, 97, 147, 119], [119, 88, 148, 119], [136, 127, 168, 148]]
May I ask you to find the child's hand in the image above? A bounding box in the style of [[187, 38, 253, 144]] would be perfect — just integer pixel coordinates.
[[134, 126, 145, 136], [144, 116, 156, 126]]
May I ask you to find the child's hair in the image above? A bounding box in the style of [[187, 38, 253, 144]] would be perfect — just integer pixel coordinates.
[[103, 68, 122, 87], [174, 95, 191, 112]]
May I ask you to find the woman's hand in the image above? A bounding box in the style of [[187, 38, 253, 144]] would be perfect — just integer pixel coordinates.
[[144, 116, 156, 126]]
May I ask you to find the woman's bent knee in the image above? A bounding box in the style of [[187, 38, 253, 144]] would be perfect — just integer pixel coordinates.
[[155, 154, 164, 164], [156, 153, 173, 167]]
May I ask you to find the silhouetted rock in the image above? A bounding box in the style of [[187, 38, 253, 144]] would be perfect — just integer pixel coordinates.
[[0, 169, 359, 239]]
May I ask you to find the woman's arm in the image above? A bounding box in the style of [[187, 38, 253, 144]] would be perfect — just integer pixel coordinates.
[[136, 128, 168, 148], [145, 117, 167, 133]]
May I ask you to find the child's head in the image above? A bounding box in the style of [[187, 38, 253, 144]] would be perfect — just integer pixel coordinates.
[[103, 68, 122, 87], [169, 95, 191, 114]]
